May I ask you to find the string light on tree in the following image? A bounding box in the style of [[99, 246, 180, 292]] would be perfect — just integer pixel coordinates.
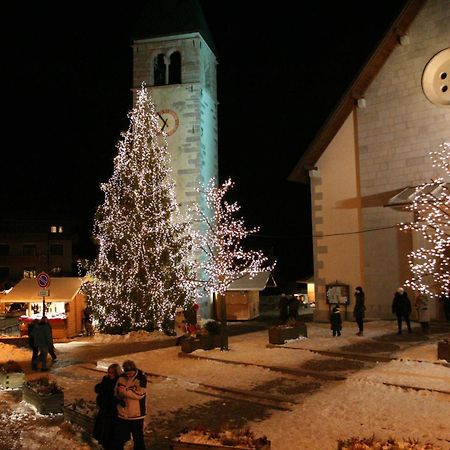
[[191, 178, 275, 295], [86, 84, 197, 333], [399, 142, 450, 298]]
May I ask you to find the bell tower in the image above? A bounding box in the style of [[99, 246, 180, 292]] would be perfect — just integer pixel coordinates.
[[132, 0, 218, 216]]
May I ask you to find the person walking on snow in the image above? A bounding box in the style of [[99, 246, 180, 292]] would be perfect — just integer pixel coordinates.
[[30, 317, 53, 371], [392, 287, 412, 335], [353, 286, 366, 336], [41, 316, 57, 362]]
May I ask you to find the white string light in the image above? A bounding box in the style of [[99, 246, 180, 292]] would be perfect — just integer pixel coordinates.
[[85, 84, 197, 332], [190, 178, 275, 295], [399, 142, 450, 298]]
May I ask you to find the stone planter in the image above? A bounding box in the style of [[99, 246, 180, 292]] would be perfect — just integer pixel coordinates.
[[437, 340, 450, 361], [268, 321, 307, 345], [63, 403, 96, 434], [0, 372, 25, 389], [181, 334, 221, 353], [22, 383, 64, 415]]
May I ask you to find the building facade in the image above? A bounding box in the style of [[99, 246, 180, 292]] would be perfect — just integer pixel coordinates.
[[290, 0, 450, 321], [0, 218, 74, 289]]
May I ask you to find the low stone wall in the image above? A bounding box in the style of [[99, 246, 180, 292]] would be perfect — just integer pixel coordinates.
[[0, 336, 29, 347]]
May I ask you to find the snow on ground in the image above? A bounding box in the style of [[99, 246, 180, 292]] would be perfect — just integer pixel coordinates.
[[1, 320, 449, 449], [90, 329, 169, 343], [0, 342, 31, 366]]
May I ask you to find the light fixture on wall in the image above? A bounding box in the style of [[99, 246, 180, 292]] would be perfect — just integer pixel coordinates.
[[357, 97, 367, 109], [396, 27, 410, 46], [399, 34, 410, 46]]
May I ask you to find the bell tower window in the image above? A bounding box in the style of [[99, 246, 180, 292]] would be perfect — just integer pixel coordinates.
[[169, 51, 182, 84], [153, 54, 166, 86]]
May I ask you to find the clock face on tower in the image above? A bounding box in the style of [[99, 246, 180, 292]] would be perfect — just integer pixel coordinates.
[[157, 109, 179, 136]]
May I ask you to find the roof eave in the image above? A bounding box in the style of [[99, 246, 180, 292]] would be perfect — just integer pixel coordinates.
[[288, 0, 426, 185]]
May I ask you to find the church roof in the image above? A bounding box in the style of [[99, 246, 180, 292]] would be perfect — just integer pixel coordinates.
[[132, 0, 216, 54], [288, 0, 426, 184]]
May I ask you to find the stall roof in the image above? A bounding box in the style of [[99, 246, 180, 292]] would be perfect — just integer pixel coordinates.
[[227, 272, 273, 291], [0, 277, 85, 303]]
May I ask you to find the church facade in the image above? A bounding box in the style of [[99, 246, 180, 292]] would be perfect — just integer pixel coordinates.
[[290, 0, 450, 321]]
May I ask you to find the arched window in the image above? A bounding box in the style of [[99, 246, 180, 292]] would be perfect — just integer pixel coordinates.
[[153, 54, 166, 86], [169, 51, 181, 84]]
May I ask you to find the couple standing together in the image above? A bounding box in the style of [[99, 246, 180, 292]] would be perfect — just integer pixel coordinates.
[[93, 360, 147, 450]]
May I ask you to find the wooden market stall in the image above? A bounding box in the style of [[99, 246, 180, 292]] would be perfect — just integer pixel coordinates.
[[0, 277, 87, 339], [224, 271, 273, 320]]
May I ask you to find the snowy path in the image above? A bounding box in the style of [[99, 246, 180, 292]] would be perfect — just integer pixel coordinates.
[[1, 320, 449, 449]]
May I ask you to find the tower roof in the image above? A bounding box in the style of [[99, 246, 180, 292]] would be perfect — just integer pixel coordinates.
[[132, 0, 216, 54]]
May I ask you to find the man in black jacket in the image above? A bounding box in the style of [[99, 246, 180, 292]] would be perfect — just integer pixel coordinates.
[[392, 287, 412, 334], [27, 319, 40, 370]]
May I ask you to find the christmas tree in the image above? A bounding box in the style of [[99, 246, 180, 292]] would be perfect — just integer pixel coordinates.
[[88, 85, 196, 333], [399, 142, 450, 298]]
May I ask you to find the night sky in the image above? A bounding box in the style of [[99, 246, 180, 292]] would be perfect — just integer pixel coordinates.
[[3, 1, 407, 289]]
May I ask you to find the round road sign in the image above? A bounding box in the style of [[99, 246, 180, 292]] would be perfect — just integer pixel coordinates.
[[36, 272, 51, 289]]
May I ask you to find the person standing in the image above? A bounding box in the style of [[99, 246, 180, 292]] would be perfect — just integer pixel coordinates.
[[353, 286, 366, 336], [392, 287, 412, 335], [40, 316, 57, 362], [93, 363, 123, 450], [415, 292, 430, 334], [174, 307, 186, 345], [114, 360, 147, 450], [288, 295, 300, 321], [278, 293, 289, 323], [330, 305, 342, 337], [83, 306, 95, 336], [30, 317, 53, 371], [440, 294, 450, 322], [27, 319, 40, 370]]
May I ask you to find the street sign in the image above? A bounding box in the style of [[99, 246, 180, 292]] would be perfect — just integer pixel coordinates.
[[36, 272, 51, 289], [38, 289, 50, 297]]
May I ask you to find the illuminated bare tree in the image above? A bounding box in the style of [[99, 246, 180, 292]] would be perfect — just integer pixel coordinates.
[[192, 178, 274, 295], [191, 178, 274, 349], [399, 142, 450, 298]]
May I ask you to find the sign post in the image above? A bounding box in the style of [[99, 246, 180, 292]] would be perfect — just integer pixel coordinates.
[[36, 272, 51, 317]]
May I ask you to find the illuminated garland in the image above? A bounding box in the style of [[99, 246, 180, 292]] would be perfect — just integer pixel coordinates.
[[399, 142, 450, 298], [191, 178, 275, 295], [87, 85, 197, 333]]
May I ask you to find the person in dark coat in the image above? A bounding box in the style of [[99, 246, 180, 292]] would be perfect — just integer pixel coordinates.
[[441, 294, 450, 322], [330, 305, 342, 336], [93, 363, 123, 450], [392, 287, 412, 334], [278, 294, 289, 323], [353, 286, 366, 336], [27, 319, 40, 370], [30, 317, 53, 371], [288, 295, 300, 321], [40, 316, 57, 362]]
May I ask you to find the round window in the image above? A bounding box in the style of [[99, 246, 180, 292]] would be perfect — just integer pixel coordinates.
[[421, 48, 450, 106]]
